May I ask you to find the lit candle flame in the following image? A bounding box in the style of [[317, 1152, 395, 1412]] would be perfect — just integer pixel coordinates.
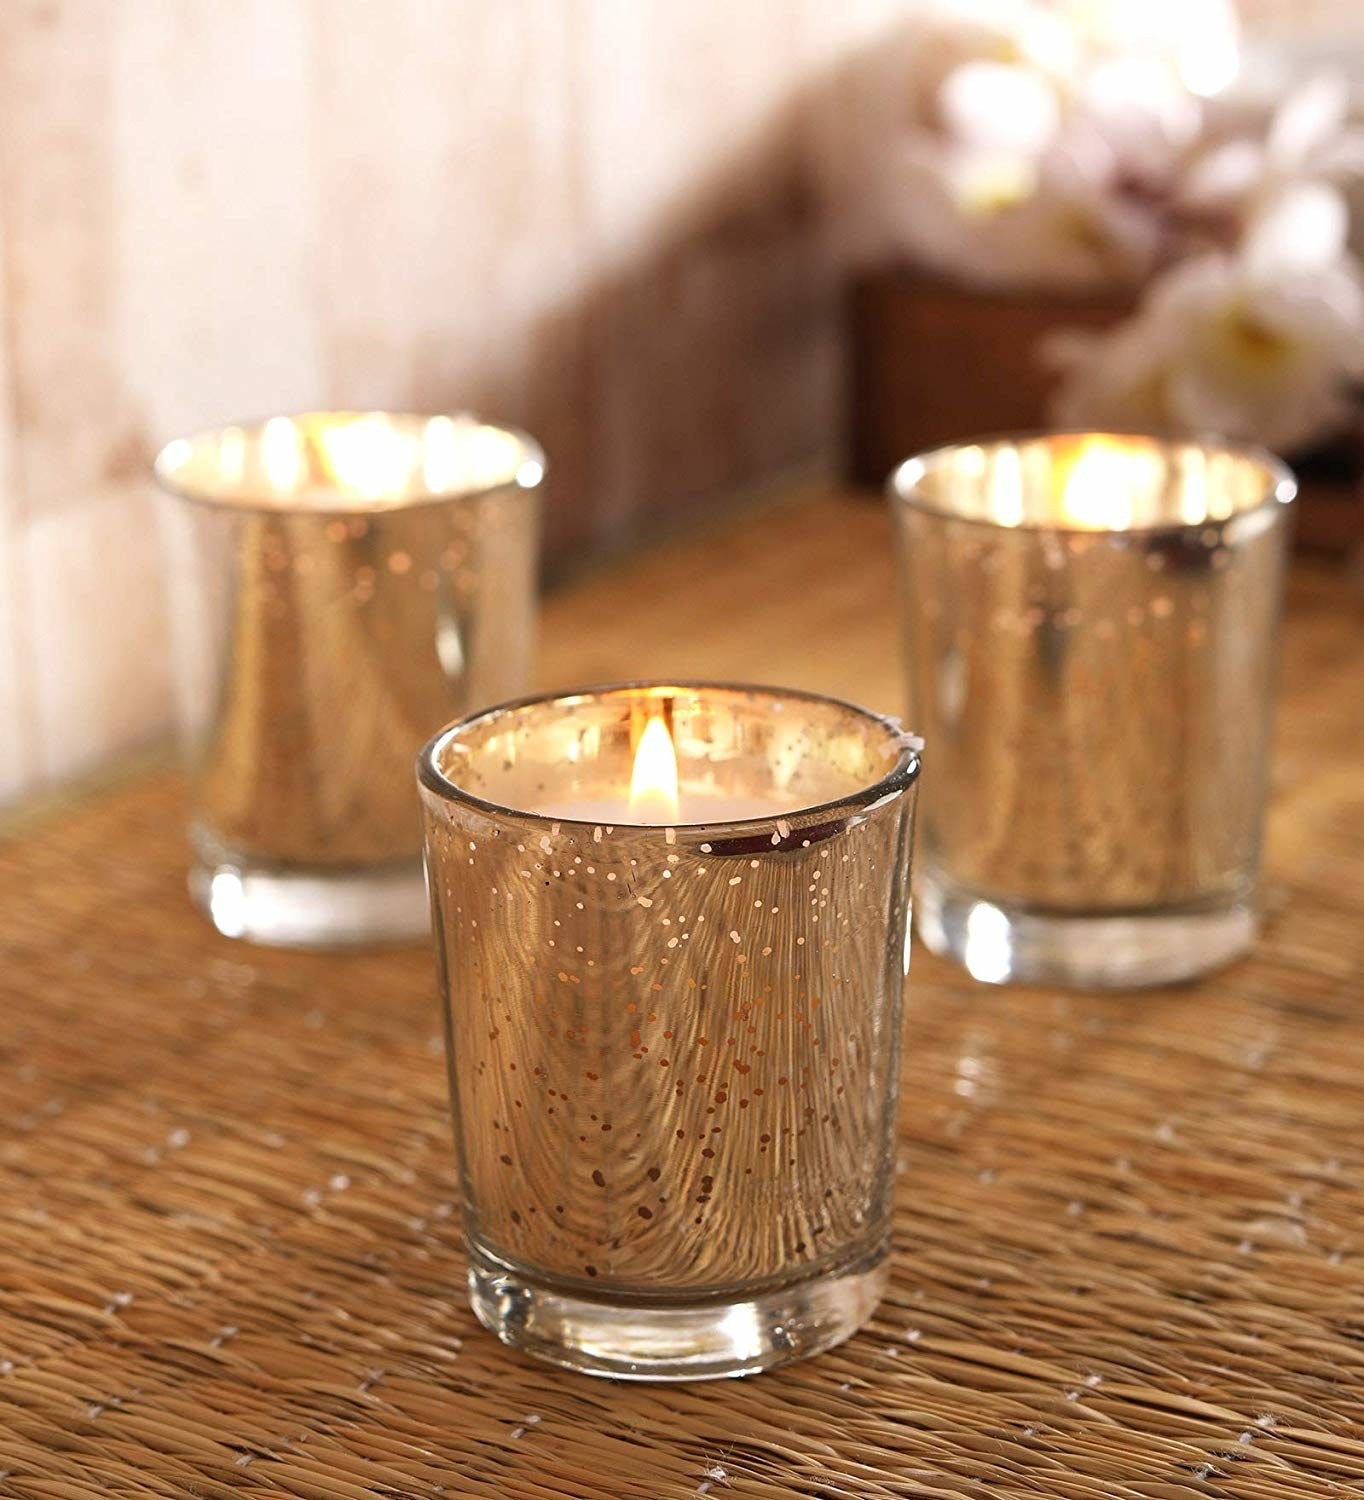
[[315, 414, 412, 498], [629, 715, 680, 824], [1056, 435, 1154, 530]]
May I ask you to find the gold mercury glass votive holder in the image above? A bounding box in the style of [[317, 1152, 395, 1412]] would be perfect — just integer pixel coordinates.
[[417, 682, 922, 1380], [154, 412, 545, 948], [889, 432, 1296, 989]]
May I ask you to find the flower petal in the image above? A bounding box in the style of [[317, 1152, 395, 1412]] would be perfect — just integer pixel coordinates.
[[1037, 327, 1102, 370], [1179, 140, 1265, 206], [937, 61, 1061, 154], [1313, 130, 1364, 179], [1267, 71, 1350, 171], [1078, 57, 1203, 174], [1045, 311, 1178, 430], [1242, 180, 1349, 279]]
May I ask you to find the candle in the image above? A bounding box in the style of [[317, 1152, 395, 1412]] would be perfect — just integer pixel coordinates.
[[418, 681, 922, 1380], [163, 411, 544, 510], [528, 792, 791, 825], [154, 411, 545, 948], [890, 431, 1295, 989], [531, 713, 791, 826]]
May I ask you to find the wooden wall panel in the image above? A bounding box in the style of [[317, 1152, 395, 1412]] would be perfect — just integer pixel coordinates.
[[110, 0, 326, 434], [312, 0, 591, 548], [23, 488, 172, 789], [1, 1, 130, 789], [0, 0, 1356, 801], [0, 2, 123, 523], [0, 191, 27, 802], [576, 0, 827, 543], [0, 1, 333, 789]]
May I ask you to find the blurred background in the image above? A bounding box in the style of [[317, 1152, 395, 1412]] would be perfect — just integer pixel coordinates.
[[0, 0, 1359, 807]]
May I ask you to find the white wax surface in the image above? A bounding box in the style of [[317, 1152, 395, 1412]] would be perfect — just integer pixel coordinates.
[[530, 793, 789, 827]]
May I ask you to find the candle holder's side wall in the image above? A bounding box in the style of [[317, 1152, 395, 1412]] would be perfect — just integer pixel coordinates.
[[158, 479, 540, 948], [891, 449, 1293, 989], [419, 764, 918, 1380]]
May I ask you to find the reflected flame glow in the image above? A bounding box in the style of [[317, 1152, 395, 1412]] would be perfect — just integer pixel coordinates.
[[208, 870, 248, 940], [963, 901, 1013, 985], [261, 416, 304, 492], [218, 426, 247, 487], [422, 415, 463, 494]]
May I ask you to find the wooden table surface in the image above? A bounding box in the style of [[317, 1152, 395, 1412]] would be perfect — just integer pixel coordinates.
[[3, 487, 1364, 1499]]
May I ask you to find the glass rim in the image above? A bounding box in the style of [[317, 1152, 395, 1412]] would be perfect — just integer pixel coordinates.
[[152, 409, 547, 514], [886, 429, 1298, 537], [417, 679, 923, 832]]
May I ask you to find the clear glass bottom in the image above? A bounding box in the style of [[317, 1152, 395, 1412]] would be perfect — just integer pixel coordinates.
[[466, 1239, 889, 1382], [915, 870, 1257, 989], [189, 837, 429, 948]]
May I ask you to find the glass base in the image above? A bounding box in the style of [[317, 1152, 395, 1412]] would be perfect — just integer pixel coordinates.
[[189, 852, 429, 948], [915, 873, 1256, 989], [466, 1240, 888, 1382]]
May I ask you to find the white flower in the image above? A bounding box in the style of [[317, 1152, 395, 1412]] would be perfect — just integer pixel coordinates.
[[1046, 66, 1364, 446], [1073, 56, 1203, 187], [1183, 72, 1364, 252], [1190, 72, 1364, 199], [879, 127, 1163, 290], [1058, 0, 1240, 96], [866, 0, 1220, 289], [1043, 319, 1175, 431], [1048, 229, 1364, 451], [1241, 179, 1351, 277], [903, 0, 1082, 125], [937, 60, 1062, 157], [1162, 256, 1364, 448]]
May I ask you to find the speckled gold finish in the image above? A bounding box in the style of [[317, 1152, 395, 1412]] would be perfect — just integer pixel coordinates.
[[418, 683, 921, 1378], [155, 413, 544, 947], [891, 433, 1296, 987]]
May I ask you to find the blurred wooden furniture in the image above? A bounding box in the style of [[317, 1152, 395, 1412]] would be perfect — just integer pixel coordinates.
[[846, 269, 1364, 558], [3, 484, 1363, 1498], [845, 269, 1133, 486]]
